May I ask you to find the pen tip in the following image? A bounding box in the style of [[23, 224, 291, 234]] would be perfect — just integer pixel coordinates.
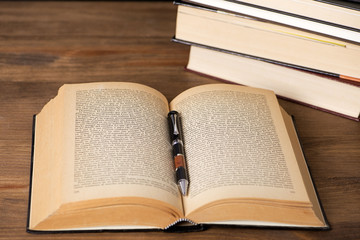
[[179, 179, 188, 196]]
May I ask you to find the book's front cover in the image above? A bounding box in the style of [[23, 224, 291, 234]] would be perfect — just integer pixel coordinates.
[[317, 0, 360, 10], [26, 115, 36, 233]]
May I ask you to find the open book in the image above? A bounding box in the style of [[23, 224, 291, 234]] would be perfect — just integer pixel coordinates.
[[28, 82, 329, 232]]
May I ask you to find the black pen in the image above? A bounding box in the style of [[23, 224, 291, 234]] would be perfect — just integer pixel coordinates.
[[168, 111, 189, 196]]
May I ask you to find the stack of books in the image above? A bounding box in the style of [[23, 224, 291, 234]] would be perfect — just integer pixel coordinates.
[[173, 0, 360, 121]]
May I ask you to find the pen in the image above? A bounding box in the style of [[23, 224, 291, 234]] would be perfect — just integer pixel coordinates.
[[168, 111, 189, 196]]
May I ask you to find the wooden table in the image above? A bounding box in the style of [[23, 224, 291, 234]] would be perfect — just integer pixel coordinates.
[[0, 1, 359, 239]]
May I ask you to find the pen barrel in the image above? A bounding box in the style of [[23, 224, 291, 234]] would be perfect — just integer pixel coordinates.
[[176, 166, 188, 182], [174, 154, 186, 170], [172, 140, 184, 156]]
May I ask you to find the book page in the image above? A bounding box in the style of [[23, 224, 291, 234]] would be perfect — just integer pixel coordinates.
[[57, 83, 182, 212], [169, 84, 310, 215], [280, 108, 327, 226], [30, 91, 66, 228]]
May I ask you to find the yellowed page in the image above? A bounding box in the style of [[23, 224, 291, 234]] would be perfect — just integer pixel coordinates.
[[169, 84, 310, 216], [31, 82, 183, 229], [61, 82, 181, 207], [30, 91, 66, 229], [280, 107, 327, 226]]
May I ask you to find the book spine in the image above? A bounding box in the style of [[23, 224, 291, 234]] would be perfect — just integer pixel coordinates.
[[164, 218, 198, 230]]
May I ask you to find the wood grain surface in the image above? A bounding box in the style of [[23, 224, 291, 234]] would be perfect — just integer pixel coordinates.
[[0, 1, 359, 239]]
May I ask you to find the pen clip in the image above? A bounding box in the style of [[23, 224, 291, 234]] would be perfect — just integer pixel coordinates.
[[169, 111, 179, 136]]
